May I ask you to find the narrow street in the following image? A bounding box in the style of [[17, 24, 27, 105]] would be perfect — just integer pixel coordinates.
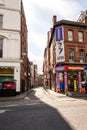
[[0, 87, 87, 130]]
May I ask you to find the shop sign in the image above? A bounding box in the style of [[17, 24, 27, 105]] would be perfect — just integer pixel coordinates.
[[55, 27, 63, 41], [56, 66, 84, 71], [56, 40, 65, 62], [68, 66, 84, 70], [56, 66, 65, 71], [0, 68, 14, 74]]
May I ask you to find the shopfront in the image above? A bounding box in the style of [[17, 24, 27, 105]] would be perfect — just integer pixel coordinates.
[[55, 65, 85, 93], [0, 67, 14, 80]]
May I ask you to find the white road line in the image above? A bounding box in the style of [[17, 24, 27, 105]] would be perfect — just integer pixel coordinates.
[[0, 110, 6, 113], [24, 97, 30, 100]]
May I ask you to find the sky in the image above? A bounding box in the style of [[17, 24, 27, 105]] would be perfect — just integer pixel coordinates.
[[22, 0, 87, 74]]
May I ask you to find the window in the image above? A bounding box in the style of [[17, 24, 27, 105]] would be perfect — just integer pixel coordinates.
[[69, 49, 74, 62], [68, 30, 73, 41], [0, 38, 3, 58], [0, 15, 3, 28], [78, 32, 83, 42], [79, 50, 85, 63]]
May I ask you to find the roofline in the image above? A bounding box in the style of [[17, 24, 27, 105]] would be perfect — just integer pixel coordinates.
[[48, 19, 87, 47], [55, 19, 87, 27]]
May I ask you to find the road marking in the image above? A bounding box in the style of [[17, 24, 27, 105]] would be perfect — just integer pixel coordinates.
[[0, 110, 7, 113], [5, 104, 19, 107], [24, 97, 30, 100]]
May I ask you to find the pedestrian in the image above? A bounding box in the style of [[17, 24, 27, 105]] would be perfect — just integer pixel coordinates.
[[85, 80, 87, 94]]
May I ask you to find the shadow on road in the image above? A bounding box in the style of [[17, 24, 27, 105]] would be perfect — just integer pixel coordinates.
[[0, 88, 74, 130]]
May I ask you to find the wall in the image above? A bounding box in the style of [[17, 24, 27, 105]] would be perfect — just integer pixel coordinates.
[[64, 26, 87, 63], [0, 0, 21, 30], [0, 30, 20, 59]]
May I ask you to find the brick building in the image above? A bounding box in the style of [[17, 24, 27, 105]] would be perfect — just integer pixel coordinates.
[[21, 1, 28, 92], [43, 10, 87, 93]]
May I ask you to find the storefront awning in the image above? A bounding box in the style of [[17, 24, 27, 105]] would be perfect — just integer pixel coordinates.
[[0, 78, 16, 83]]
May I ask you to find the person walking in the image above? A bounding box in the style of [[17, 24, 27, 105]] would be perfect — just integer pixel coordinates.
[[85, 80, 87, 94]]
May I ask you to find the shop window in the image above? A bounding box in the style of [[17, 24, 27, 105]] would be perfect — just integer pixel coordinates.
[[79, 50, 85, 63], [0, 38, 3, 58], [69, 49, 74, 62], [68, 30, 73, 41], [0, 15, 3, 29], [78, 32, 83, 42]]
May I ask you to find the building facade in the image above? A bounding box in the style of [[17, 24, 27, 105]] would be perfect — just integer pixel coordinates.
[[0, 0, 29, 94], [43, 11, 87, 93], [34, 64, 38, 87], [29, 62, 38, 88]]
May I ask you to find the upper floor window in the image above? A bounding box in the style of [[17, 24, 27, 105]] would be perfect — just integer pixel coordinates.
[[69, 49, 74, 62], [0, 38, 3, 58], [78, 32, 83, 42], [79, 50, 85, 63], [0, 15, 3, 29], [68, 30, 73, 41]]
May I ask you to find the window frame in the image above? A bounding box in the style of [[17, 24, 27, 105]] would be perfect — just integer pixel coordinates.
[[68, 30, 73, 41], [78, 31, 83, 42], [69, 49, 74, 62], [79, 49, 85, 63]]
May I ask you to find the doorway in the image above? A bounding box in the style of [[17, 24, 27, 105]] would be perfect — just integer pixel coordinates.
[[67, 72, 78, 92]]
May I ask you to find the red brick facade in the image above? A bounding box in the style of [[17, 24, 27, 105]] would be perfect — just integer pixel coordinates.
[[43, 11, 87, 93], [63, 24, 87, 63]]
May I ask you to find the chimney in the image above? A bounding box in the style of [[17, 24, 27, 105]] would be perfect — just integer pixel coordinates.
[[52, 15, 57, 25]]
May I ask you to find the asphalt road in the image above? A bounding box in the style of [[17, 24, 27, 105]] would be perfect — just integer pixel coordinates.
[[0, 87, 87, 130]]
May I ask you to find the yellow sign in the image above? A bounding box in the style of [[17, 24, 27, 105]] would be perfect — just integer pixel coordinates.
[[74, 80, 77, 91], [0, 68, 14, 74]]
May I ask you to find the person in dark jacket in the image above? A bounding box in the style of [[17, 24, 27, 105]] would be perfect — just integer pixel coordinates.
[[85, 80, 87, 94]]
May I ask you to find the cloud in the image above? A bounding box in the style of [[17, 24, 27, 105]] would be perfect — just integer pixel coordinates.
[[28, 0, 81, 19]]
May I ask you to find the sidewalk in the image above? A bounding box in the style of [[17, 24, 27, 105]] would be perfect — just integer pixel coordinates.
[[43, 87, 87, 98], [0, 89, 33, 102], [43, 87, 66, 97]]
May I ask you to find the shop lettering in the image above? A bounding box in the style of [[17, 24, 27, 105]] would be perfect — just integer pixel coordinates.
[[68, 66, 84, 70]]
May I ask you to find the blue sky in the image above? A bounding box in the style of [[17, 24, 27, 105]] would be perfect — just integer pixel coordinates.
[[22, 0, 87, 74]]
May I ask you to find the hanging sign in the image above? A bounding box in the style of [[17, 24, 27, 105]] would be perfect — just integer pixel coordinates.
[[56, 40, 65, 62]]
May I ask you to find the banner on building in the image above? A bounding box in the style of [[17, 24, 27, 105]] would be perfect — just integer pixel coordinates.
[[55, 27, 63, 41], [56, 40, 65, 62]]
